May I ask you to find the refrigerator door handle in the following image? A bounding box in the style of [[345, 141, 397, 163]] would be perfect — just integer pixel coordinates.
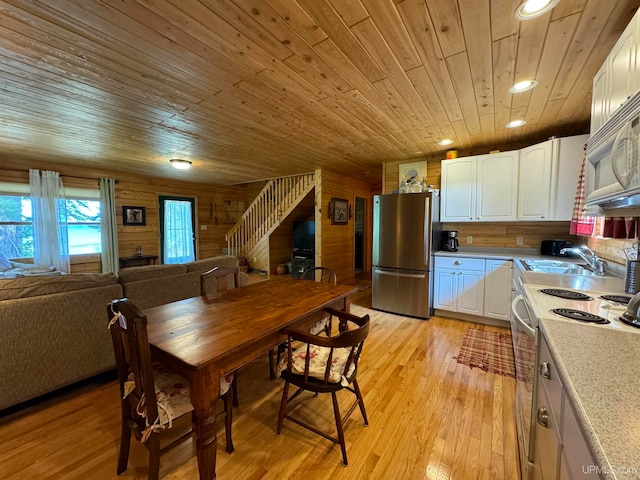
[[374, 269, 427, 279], [424, 196, 431, 265]]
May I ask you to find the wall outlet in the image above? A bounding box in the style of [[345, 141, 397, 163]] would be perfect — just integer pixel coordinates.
[[516, 236, 524, 246], [466, 236, 473, 244], [200, 224, 207, 230]]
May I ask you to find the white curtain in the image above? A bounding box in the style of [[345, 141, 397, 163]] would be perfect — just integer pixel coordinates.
[[163, 199, 195, 264], [29, 169, 70, 273], [99, 178, 119, 273]]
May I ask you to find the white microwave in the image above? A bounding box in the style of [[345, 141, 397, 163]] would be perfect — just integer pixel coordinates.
[[586, 91, 640, 211]]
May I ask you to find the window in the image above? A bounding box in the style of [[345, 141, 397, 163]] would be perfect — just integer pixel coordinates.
[[0, 185, 102, 258], [66, 199, 101, 254], [0, 194, 33, 258]]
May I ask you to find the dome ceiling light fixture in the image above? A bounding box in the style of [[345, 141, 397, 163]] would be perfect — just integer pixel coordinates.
[[514, 0, 560, 20], [438, 139, 454, 146], [506, 119, 527, 128], [169, 158, 192, 170], [509, 79, 539, 93]]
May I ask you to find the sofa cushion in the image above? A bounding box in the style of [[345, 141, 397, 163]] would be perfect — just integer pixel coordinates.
[[0, 282, 123, 410], [0, 273, 118, 301], [117, 264, 187, 284], [121, 272, 200, 310]]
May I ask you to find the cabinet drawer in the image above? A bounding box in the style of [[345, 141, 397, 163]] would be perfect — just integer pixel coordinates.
[[434, 256, 485, 271], [538, 336, 563, 428]]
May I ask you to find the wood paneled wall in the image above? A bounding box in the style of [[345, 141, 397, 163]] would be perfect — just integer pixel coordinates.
[[443, 221, 576, 250], [1, 158, 247, 273], [1, 159, 380, 279], [318, 169, 379, 283]]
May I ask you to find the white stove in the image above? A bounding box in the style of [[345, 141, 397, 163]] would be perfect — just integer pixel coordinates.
[[522, 284, 640, 333]]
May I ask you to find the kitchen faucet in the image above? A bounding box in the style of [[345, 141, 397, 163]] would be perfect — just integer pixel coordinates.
[[559, 245, 608, 275]]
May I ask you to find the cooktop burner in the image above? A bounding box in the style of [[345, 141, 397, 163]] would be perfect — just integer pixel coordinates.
[[540, 288, 593, 301], [551, 308, 610, 324], [600, 294, 632, 305]]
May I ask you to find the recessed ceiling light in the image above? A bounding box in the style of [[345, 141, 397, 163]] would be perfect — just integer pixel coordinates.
[[509, 79, 539, 93], [438, 139, 454, 146], [169, 158, 192, 170], [506, 120, 527, 128], [515, 0, 560, 20]]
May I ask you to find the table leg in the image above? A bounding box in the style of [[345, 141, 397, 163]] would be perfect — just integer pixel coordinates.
[[193, 406, 217, 479], [190, 374, 220, 480]]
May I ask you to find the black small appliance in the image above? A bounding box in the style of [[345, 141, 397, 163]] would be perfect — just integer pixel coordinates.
[[541, 239, 572, 256], [442, 230, 459, 252]]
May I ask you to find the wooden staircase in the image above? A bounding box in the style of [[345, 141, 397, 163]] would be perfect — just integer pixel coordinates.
[[226, 173, 315, 265]]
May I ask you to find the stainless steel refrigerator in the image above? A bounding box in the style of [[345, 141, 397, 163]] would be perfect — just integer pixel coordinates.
[[372, 192, 441, 318]]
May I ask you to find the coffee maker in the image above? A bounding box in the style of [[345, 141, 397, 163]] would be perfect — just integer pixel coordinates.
[[442, 230, 459, 252]]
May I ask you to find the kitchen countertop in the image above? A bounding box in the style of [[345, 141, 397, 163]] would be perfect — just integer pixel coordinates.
[[438, 247, 639, 478], [435, 247, 626, 292], [539, 319, 640, 480]]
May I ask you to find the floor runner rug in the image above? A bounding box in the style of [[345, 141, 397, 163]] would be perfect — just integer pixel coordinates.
[[454, 328, 516, 378]]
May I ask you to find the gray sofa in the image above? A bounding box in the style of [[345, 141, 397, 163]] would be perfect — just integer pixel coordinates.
[[118, 255, 249, 309], [0, 255, 249, 412], [0, 273, 123, 411]]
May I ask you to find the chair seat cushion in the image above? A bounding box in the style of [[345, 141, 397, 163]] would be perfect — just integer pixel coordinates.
[[278, 344, 355, 386], [309, 317, 329, 335], [124, 364, 234, 437]]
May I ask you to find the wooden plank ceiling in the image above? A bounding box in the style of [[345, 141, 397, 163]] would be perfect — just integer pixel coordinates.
[[0, 0, 637, 185]]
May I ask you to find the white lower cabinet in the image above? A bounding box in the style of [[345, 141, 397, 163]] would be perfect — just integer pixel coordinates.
[[433, 256, 485, 315], [535, 334, 601, 480], [483, 259, 512, 320]]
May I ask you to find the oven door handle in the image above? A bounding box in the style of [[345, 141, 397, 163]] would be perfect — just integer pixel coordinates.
[[512, 295, 535, 337]]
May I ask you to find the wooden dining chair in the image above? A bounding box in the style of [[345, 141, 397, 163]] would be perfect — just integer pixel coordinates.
[[276, 307, 370, 466], [200, 267, 241, 406], [200, 265, 242, 297], [300, 266, 337, 284], [268, 267, 338, 380], [107, 298, 235, 480]]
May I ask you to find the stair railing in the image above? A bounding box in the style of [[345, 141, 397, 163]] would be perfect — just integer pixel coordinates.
[[226, 173, 314, 257]]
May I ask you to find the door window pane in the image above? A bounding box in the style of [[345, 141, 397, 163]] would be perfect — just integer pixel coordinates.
[[161, 198, 195, 264]]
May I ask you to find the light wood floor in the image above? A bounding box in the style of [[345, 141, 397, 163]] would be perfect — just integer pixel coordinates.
[[0, 288, 518, 479]]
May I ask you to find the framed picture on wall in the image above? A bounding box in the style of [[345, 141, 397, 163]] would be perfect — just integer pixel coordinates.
[[122, 206, 146, 226], [330, 197, 349, 225]]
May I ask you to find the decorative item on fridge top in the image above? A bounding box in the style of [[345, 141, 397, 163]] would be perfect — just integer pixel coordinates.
[[399, 161, 427, 192]]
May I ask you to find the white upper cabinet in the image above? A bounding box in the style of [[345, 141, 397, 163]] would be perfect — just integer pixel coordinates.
[[441, 157, 477, 221], [441, 134, 587, 223], [476, 152, 519, 221], [591, 9, 640, 134], [590, 62, 609, 134], [517, 135, 588, 221], [441, 152, 518, 222], [518, 140, 555, 221], [607, 16, 639, 116]]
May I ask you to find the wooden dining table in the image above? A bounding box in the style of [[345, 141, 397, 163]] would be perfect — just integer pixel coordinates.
[[143, 276, 358, 479]]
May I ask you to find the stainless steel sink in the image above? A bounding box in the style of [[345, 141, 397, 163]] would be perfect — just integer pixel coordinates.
[[520, 259, 595, 275], [518, 258, 625, 291]]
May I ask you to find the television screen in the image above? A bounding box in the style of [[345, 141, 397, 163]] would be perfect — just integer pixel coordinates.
[[293, 220, 315, 251]]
